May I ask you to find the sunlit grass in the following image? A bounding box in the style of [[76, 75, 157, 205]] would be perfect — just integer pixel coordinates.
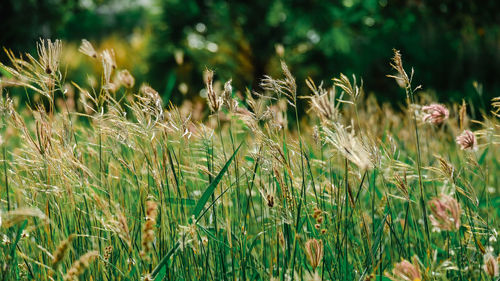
[[0, 39, 498, 281]]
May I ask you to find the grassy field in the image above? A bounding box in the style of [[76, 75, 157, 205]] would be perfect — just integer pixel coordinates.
[[0, 39, 499, 281]]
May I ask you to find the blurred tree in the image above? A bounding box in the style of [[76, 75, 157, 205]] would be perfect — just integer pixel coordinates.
[[0, 0, 147, 57], [0, 0, 149, 106], [0, 0, 68, 57], [1, 0, 499, 112], [148, 0, 500, 110]]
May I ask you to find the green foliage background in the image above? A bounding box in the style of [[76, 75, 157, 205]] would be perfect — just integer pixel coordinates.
[[1, 0, 499, 109]]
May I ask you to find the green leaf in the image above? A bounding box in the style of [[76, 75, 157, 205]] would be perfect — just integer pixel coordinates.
[[7, 220, 27, 279], [165, 197, 195, 206], [151, 141, 243, 278], [151, 241, 179, 278], [163, 71, 176, 105], [153, 265, 166, 281], [373, 276, 392, 281], [192, 142, 243, 219], [478, 147, 489, 165]]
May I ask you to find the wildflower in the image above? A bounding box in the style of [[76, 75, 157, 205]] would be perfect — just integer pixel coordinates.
[[483, 252, 499, 278], [37, 39, 62, 75], [429, 194, 461, 231], [422, 104, 449, 125], [386, 258, 422, 281], [304, 238, 323, 271], [78, 39, 97, 58], [456, 130, 477, 151]]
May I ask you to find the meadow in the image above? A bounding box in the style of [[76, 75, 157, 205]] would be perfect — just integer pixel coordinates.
[[0, 39, 498, 281]]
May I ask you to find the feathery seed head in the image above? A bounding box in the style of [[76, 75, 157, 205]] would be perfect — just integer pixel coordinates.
[[306, 77, 340, 122], [140, 200, 158, 260], [388, 49, 410, 89], [333, 73, 363, 103], [260, 61, 297, 107], [223, 79, 238, 112], [386, 257, 422, 281], [483, 252, 499, 278], [102, 49, 116, 88], [79, 39, 97, 58], [323, 122, 373, 170], [63, 251, 98, 281], [436, 156, 454, 180], [429, 194, 461, 232], [204, 69, 222, 113], [37, 39, 62, 75], [138, 84, 164, 122], [304, 238, 323, 271], [118, 69, 135, 88], [52, 234, 75, 268]]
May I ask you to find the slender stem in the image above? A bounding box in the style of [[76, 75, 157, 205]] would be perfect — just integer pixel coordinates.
[[3, 145, 9, 211], [344, 157, 348, 280], [407, 87, 431, 246], [290, 97, 305, 279]]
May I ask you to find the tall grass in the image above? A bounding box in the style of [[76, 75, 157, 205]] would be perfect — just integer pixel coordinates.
[[0, 39, 498, 281]]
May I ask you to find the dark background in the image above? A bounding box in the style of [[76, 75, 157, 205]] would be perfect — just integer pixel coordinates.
[[1, 0, 499, 110]]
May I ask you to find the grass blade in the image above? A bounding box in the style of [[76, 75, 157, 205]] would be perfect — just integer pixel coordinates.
[[151, 141, 243, 278]]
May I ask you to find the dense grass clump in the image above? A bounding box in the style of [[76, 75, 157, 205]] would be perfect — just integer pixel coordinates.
[[0, 39, 498, 281]]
